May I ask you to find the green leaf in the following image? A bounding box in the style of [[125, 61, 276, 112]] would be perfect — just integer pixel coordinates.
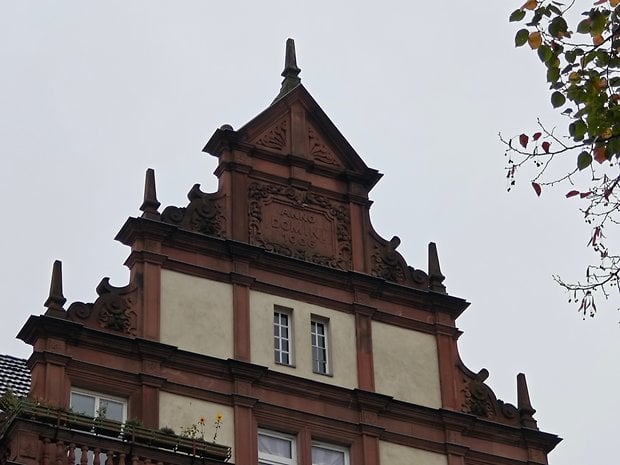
[[549, 16, 568, 37], [515, 29, 530, 47], [565, 50, 577, 63], [595, 50, 610, 67], [607, 136, 620, 157], [548, 5, 562, 15], [561, 63, 575, 74], [530, 10, 543, 26], [574, 119, 588, 140], [567, 85, 586, 104], [510, 9, 526, 22], [547, 54, 561, 69], [577, 18, 592, 34], [551, 91, 566, 108], [582, 51, 597, 67], [591, 11, 609, 37], [547, 67, 560, 83], [537, 44, 553, 62], [577, 151, 592, 170]]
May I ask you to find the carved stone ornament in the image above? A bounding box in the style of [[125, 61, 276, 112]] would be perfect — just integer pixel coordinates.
[[67, 278, 139, 336], [161, 184, 226, 238], [308, 125, 340, 166], [255, 118, 288, 152], [460, 367, 519, 426], [370, 236, 428, 288], [248, 182, 351, 270]]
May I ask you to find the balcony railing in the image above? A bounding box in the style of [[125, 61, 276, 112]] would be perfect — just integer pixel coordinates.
[[0, 402, 232, 465]]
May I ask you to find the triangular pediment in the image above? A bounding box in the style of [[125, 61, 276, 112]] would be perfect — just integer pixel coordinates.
[[198, 79, 445, 292], [246, 109, 343, 168], [204, 84, 379, 187]]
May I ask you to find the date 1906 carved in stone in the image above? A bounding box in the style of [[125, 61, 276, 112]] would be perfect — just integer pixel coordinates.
[[249, 182, 351, 270]]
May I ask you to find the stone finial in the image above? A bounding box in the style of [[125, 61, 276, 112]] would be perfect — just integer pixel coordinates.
[[282, 38, 301, 79], [44, 260, 66, 317], [517, 373, 538, 429], [273, 38, 302, 103], [140, 168, 161, 220], [428, 242, 446, 293]]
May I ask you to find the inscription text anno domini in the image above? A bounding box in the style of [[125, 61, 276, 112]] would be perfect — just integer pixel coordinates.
[[262, 203, 336, 257]]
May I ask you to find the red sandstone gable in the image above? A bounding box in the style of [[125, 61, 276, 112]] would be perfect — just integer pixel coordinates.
[[1, 39, 560, 465]]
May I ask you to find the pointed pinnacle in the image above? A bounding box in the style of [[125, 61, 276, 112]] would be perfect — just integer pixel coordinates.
[[272, 38, 302, 104], [428, 242, 446, 293], [282, 38, 301, 78], [517, 373, 538, 429], [140, 168, 161, 220], [44, 260, 66, 317]]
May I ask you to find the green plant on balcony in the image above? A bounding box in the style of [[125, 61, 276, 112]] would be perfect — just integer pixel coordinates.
[[180, 413, 224, 443], [1, 402, 231, 461], [0, 390, 20, 413]]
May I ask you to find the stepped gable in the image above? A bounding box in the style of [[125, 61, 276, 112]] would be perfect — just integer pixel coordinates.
[[0, 355, 30, 399]]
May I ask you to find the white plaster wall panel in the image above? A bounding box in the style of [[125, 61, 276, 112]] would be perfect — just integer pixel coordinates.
[[160, 270, 233, 359], [249, 290, 358, 389], [159, 392, 235, 461], [379, 441, 447, 465], [372, 321, 441, 408]]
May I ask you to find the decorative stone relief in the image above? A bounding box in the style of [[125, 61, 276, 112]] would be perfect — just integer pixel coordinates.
[[462, 369, 494, 417], [308, 125, 340, 166], [67, 278, 139, 336], [161, 184, 226, 238], [248, 182, 351, 270], [460, 367, 519, 426], [255, 118, 288, 152], [370, 236, 428, 288]]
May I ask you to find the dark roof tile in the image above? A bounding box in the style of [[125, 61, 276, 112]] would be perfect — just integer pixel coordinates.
[[0, 354, 31, 398]]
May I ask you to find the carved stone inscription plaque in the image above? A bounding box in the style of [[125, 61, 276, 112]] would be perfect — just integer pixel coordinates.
[[249, 182, 352, 270], [263, 201, 336, 258]]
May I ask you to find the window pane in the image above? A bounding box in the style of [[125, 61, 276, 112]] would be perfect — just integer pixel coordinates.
[[311, 320, 328, 374], [312, 446, 345, 465], [258, 433, 292, 458], [274, 310, 292, 365], [71, 393, 95, 417], [100, 399, 124, 422]]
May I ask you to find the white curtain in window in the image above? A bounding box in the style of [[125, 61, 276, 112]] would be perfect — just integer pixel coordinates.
[[312, 446, 344, 465], [258, 434, 292, 458]]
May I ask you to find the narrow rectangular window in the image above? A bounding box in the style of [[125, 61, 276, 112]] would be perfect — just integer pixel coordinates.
[[311, 319, 329, 375], [274, 307, 292, 365], [258, 430, 296, 465]]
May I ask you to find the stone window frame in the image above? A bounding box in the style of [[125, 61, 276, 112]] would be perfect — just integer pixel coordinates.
[[310, 315, 330, 375], [274, 306, 294, 366]]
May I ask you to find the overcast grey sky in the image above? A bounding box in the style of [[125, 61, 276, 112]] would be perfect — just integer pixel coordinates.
[[1, 2, 617, 464]]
